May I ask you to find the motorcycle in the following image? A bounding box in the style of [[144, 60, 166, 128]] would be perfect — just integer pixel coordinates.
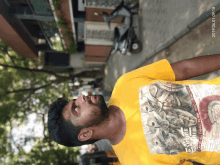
[[102, 0, 142, 55]]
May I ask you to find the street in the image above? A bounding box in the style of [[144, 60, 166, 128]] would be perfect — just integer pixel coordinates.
[[104, 0, 220, 91]]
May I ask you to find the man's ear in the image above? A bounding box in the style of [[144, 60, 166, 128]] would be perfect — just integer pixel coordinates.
[[78, 128, 93, 142]]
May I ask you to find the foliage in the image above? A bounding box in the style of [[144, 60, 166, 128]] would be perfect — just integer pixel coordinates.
[[51, 0, 62, 11], [51, 37, 64, 52], [51, 0, 77, 54], [0, 39, 80, 164], [12, 139, 80, 165]]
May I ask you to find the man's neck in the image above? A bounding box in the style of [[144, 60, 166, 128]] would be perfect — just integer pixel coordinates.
[[106, 105, 126, 145], [94, 105, 126, 145]]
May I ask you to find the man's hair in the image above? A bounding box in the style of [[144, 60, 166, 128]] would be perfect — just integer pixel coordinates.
[[48, 98, 100, 147]]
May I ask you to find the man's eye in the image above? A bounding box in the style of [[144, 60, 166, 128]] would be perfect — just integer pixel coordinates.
[[72, 106, 78, 115], [72, 105, 77, 112], [72, 100, 78, 113]]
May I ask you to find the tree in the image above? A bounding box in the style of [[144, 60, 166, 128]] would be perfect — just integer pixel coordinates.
[[0, 39, 90, 164], [12, 138, 80, 165]]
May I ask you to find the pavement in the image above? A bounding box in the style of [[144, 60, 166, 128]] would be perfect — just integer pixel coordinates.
[[103, 0, 220, 91]]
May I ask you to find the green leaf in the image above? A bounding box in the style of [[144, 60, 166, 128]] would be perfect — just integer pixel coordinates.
[[0, 39, 79, 164]]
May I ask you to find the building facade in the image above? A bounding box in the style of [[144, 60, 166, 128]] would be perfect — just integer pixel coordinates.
[[0, 0, 131, 73]]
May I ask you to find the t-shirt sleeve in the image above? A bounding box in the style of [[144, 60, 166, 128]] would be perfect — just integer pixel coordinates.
[[123, 59, 176, 81]]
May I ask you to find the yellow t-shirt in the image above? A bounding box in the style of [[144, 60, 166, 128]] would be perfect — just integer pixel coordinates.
[[108, 59, 220, 165]]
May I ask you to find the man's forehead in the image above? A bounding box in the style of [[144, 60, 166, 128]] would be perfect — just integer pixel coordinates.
[[62, 100, 72, 121]]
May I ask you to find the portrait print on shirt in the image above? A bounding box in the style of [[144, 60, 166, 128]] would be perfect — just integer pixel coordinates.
[[139, 82, 220, 155]]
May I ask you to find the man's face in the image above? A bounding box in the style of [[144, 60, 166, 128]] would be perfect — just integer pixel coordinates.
[[62, 95, 109, 128]]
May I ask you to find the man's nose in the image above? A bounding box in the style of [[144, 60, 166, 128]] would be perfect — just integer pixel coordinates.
[[79, 94, 86, 102]]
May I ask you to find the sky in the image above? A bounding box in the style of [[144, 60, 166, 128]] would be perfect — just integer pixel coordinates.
[[11, 113, 44, 153]]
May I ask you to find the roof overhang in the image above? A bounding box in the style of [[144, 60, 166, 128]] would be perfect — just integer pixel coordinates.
[[0, 1, 38, 58], [0, 0, 38, 58]]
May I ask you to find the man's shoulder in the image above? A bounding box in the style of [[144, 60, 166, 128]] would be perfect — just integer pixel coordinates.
[[114, 72, 133, 88], [110, 73, 132, 101]]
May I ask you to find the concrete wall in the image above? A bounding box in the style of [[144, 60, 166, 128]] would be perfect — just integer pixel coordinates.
[[70, 52, 84, 68]]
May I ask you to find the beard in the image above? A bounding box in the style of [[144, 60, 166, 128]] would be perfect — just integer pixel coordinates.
[[85, 95, 109, 127]]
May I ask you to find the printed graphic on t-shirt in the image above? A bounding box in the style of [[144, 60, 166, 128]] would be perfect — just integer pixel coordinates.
[[139, 82, 220, 155]]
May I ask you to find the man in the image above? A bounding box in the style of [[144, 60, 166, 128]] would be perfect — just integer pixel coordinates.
[[48, 54, 220, 165]]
